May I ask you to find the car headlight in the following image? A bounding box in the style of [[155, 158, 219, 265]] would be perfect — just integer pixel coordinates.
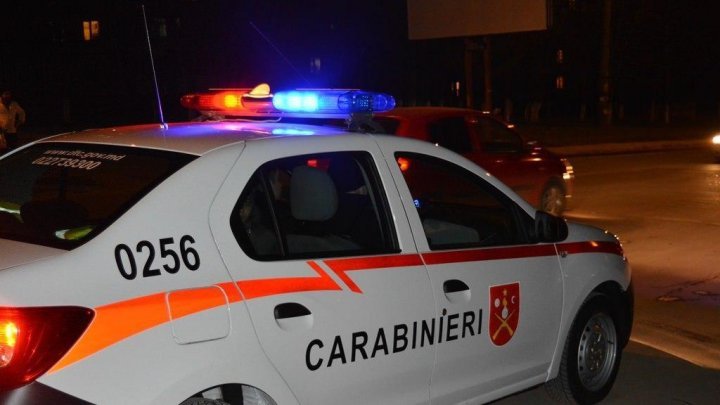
[[561, 158, 574, 181], [712, 134, 720, 145]]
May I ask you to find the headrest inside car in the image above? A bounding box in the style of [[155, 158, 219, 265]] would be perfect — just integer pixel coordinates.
[[290, 165, 338, 221]]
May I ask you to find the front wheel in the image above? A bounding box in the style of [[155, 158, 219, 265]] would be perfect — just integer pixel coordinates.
[[546, 294, 622, 404]]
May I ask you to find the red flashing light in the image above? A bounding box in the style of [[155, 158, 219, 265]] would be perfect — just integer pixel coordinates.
[[0, 307, 94, 391], [223, 93, 240, 108], [181, 91, 250, 111], [180, 83, 274, 115]]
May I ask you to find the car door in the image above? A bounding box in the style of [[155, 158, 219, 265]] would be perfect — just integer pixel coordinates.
[[469, 116, 546, 203], [378, 137, 564, 404], [425, 114, 536, 203], [209, 136, 436, 405]]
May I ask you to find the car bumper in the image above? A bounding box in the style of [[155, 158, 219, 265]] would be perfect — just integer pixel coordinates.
[[619, 281, 634, 348], [0, 382, 92, 405], [561, 158, 575, 200]]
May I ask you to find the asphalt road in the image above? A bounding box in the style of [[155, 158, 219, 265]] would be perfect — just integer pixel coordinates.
[[566, 148, 720, 368], [499, 147, 720, 404], [496, 341, 720, 404]]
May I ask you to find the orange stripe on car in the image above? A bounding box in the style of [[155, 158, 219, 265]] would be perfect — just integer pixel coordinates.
[[50, 293, 169, 374], [421, 244, 558, 265], [560, 241, 624, 256], [324, 254, 423, 293], [420, 241, 622, 266], [167, 286, 232, 319], [236, 261, 341, 299], [50, 262, 338, 374], [51, 283, 242, 374]]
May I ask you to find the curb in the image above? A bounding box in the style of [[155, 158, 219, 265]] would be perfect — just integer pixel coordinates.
[[548, 139, 709, 157]]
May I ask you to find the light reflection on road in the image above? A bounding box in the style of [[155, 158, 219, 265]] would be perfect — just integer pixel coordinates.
[[564, 149, 720, 369]]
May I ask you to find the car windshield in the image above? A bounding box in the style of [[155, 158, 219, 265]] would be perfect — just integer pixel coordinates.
[[0, 143, 194, 249]]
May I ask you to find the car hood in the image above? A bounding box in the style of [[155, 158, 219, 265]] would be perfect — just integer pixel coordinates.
[[0, 238, 65, 270], [566, 222, 620, 244]]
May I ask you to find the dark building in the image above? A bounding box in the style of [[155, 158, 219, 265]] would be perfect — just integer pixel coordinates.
[[1, 1, 718, 129]]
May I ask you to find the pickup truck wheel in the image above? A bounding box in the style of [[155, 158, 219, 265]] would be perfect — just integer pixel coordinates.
[[541, 182, 566, 216], [546, 294, 622, 404]]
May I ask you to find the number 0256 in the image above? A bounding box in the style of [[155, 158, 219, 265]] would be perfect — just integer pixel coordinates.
[[114, 235, 200, 280]]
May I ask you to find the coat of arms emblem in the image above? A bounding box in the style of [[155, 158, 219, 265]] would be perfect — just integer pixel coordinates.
[[489, 282, 520, 346]]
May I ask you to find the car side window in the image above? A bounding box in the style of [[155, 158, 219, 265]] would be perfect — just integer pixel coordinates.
[[395, 152, 531, 250], [473, 117, 524, 153], [427, 117, 472, 154], [230, 151, 398, 260]]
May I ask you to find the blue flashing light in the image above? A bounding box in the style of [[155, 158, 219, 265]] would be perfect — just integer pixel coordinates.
[[338, 91, 396, 113], [272, 128, 316, 136], [272, 91, 317, 112], [273, 90, 395, 115]]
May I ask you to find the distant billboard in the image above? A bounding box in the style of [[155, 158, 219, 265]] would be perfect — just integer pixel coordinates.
[[407, 0, 549, 40]]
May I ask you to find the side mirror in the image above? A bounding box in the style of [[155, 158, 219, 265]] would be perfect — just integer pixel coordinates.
[[534, 210, 568, 242]]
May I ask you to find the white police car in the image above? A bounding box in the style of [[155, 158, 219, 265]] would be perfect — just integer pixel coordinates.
[[0, 86, 632, 404]]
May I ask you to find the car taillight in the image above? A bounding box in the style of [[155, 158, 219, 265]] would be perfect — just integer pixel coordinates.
[[397, 157, 411, 172], [561, 158, 574, 181], [0, 306, 94, 391]]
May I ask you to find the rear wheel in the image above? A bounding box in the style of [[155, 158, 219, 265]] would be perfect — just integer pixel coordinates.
[[540, 182, 566, 216], [181, 385, 276, 405], [180, 399, 229, 405], [546, 294, 622, 404]]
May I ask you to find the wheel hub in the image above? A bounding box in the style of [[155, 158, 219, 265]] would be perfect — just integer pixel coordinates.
[[577, 313, 617, 391]]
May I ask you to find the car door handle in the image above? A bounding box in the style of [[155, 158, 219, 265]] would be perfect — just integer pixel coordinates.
[[443, 279, 471, 303], [443, 279, 470, 294], [274, 302, 311, 320], [274, 302, 313, 331]]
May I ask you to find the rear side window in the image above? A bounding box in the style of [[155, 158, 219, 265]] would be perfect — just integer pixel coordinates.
[[0, 143, 194, 249], [427, 117, 472, 154], [230, 151, 398, 260], [473, 117, 524, 153], [395, 152, 531, 250]]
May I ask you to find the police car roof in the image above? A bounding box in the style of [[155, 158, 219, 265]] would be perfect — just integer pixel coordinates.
[[37, 121, 348, 156]]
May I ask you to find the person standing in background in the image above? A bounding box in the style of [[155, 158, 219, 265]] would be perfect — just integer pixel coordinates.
[[0, 90, 26, 151]]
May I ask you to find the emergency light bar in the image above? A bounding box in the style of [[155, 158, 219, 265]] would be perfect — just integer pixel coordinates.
[[181, 84, 395, 119]]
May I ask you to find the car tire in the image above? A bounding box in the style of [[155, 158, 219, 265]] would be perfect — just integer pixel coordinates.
[[540, 182, 566, 216], [545, 294, 622, 404]]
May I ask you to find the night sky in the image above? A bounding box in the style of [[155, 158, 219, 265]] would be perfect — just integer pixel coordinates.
[[1, 1, 719, 129]]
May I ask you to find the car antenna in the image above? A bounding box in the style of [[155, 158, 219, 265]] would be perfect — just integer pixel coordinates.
[[141, 4, 167, 129]]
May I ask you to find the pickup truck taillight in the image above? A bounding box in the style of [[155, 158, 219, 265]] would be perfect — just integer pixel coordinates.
[[0, 306, 94, 391]]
